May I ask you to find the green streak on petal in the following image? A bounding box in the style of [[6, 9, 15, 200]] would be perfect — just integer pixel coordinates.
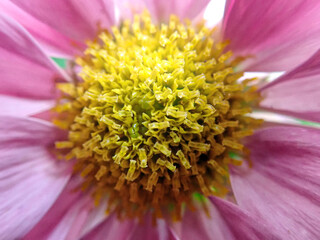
[[298, 119, 320, 127], [52, 57, 66, 69]]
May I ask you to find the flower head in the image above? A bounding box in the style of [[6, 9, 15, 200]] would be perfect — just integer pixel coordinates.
[[53, 11, 261, 220]]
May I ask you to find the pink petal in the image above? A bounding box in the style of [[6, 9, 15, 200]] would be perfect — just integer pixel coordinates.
[[172, 199, 279, 240], [172, 203, 234, 240], [127, 215, 173, 240], [24, 177, 94, 240], [144, 0, 210, 23], [0, 1, 79, 57], [231, 126, 320, 239], [82, 212, 175, 240], [174, 0, 210, 21], [25, 178, 109, 240], [79, 202, 114, 238], [82, 199, 280, 240], [260, 49, 320, 122], [12, 0, 116, 43], [115, 0, 145, 21], [0, 116, 71, 240], [210, 197, 281, 240], [223, 0, 320, 71], [0, 95, 54, 117], [82, 213, 135, 240], [0, 12, 67, 99]]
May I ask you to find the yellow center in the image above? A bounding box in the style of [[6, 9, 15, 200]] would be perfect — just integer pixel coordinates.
[[53, 12, 261, 220]]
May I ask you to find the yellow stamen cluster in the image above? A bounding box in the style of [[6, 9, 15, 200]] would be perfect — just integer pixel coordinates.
[[54, 12, 261, 220]]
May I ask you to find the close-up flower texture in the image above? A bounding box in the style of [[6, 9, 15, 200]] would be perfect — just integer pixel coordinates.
[[1, 0, 320, 239]]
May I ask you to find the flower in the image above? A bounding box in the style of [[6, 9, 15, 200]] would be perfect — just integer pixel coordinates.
[[1, 0, 320, 239]]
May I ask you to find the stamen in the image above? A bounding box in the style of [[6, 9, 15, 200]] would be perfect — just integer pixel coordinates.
[[53, 11, 261, 220]]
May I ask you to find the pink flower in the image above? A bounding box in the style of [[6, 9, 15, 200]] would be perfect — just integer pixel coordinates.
[[1, 0, 320, 239]]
